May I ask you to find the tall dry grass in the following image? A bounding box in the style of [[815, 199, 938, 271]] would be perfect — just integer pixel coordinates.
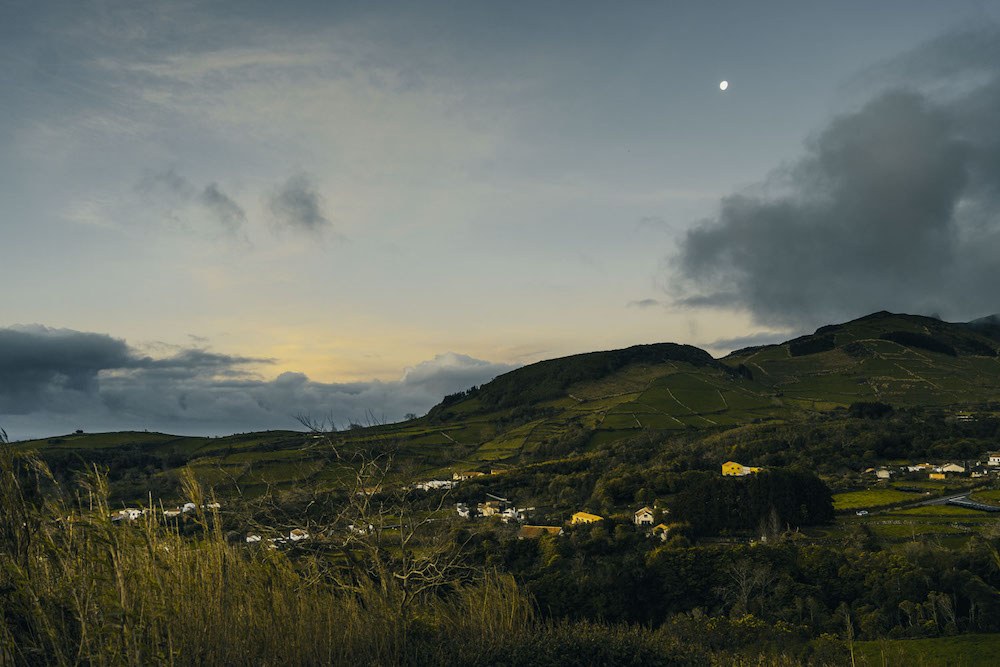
[[0, 447, 538, 666], [0, 444, 820, 666]]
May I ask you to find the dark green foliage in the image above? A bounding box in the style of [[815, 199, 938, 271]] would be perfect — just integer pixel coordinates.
[[842, 341, 874, 358], [788, 334, 836, 357], [729, 344, 775, 356], [35, 444, 187, 502], [953, 337, 997, 357], [880, 331, 957, 356], [671, 469, 834, 537], [437, 386, 480, 408], [848, 401, 894, 419]]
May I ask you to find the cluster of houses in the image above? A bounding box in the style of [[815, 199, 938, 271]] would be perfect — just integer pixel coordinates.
[[111, 501, 221, 522], [512, 506, 677, 541], [455, 493, 534, 523], [410, 468, 510, 492], [870, 453, 1000, 481]]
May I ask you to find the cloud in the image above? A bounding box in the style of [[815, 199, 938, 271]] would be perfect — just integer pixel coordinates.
[[0, 325, 517, 439], [626, 299, 661, 309], [0, 325, 270, 416], [0, 326, 134, 412], [672, 26, 1000, 329], [199, 183, 246, 234], [700, 331, 795, 356], [138, 170, 247, 236], [268, 173, 334, 234]]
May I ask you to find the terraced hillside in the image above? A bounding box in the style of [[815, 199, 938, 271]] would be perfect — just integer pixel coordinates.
[[728, 311, 1000, 408], [15, 311, 1000, 496]]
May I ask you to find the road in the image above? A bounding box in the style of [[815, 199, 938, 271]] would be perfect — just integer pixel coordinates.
[[857, 491, 1000, 516]]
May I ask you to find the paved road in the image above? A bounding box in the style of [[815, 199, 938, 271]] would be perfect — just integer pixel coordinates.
[[857, 491, 1000, 516], [909, 492, 1000, 512], [945, 495, 1000, 512]]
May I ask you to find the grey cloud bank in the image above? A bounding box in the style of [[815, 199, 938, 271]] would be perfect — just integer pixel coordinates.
[[0, 326, 516, 440], [673, 27, 1000, 330]]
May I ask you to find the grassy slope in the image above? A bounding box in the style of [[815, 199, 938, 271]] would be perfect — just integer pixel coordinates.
[[15, 312, 1000, 492]]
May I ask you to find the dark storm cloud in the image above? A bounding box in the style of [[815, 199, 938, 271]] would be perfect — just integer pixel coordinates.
[[0, 326, 516, 439], [268, 173, 333, 234], [673, 27, 1000, 328], [199, 183, 247, 234], [0, 326, 132, 411], [0, 325, 270, 415]]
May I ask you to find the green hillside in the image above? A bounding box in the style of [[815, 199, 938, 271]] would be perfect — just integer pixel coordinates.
[[15, 312, 1000, 496]]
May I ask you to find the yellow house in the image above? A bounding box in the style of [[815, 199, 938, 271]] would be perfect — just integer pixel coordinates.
[[929, 472, 946, 480], [722, 461, 744, 476], [571, 511, 604, 525], [722, 461, 763, 476]]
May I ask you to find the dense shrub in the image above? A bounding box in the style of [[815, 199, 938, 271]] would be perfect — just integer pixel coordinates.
[[880, 331, 957, 356], [848, 401, 894, 419], [788, 335, 836, 357]]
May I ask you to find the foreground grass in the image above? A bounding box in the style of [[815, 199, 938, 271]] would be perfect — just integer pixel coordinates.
[[856, 633, 1000, 666], [0, 448, 821, 666]]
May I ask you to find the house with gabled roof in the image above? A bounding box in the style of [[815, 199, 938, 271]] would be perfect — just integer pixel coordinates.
[[634, 507, 655, 526]]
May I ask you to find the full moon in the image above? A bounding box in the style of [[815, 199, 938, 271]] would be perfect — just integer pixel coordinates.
[[719, 80, 729, 91]]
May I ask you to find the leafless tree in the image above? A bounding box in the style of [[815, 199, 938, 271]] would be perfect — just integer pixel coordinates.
[[715, 558, 777, 617]]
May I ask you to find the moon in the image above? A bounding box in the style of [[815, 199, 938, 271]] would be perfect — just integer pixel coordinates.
[[719, 80, 729, 91]]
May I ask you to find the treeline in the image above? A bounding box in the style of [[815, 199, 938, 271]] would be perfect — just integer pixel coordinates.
[[36, 444, 188, 502], [478, 522, 1000, 642], [671, 469, 834, 537]]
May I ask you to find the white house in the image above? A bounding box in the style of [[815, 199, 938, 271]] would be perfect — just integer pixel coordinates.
[[415, 479, 455, 491], [455, 503, 471, 518], [939, 463, 965, 474], [988, 452, 1000, 467], [246, 534, 261, 543], [289, 529, 309, 541], [500, 508, 520, 523], [182, 502, 197, 513], [634, 507, 655, 526]]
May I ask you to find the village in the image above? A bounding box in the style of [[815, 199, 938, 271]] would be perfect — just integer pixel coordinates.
[[106, 449, 1000, 551]]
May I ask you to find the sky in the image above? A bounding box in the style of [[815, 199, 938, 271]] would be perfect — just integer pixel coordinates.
[[2, 1, 998, 438]]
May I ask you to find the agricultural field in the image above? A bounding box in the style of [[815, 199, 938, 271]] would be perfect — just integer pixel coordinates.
[[832, 489, 922, 510]]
